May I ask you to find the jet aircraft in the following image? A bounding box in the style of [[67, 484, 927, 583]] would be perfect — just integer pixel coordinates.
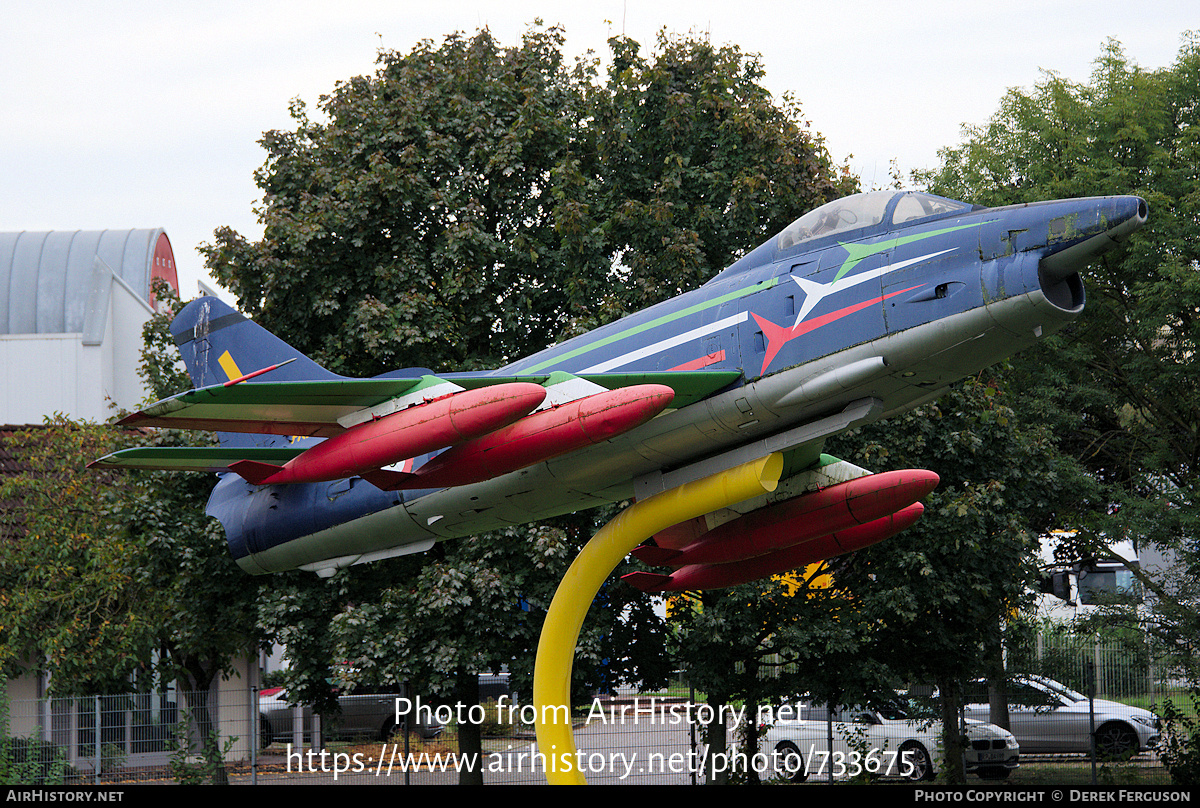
[[93, 190, 1147, 587]]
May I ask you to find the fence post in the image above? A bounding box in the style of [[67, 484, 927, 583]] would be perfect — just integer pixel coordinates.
[[93, 695, 101, 785], [402, 681, 411, 787], [250, 680, 258, 786], [1085, 660, 1097, 785], [688, 684, 697, 787]]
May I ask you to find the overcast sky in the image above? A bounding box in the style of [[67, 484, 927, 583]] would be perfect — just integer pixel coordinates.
[[1, 1, 1193, 299]]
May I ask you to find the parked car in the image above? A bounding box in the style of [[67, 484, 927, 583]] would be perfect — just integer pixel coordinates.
[[761, 700, 1019, 782], [963, 674, 1160, 758], [258, 686, 443, 748]]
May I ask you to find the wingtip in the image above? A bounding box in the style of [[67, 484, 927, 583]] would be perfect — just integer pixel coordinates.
[[620, 571, 673, 593]]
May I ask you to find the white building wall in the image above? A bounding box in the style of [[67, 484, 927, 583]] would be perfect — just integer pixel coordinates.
[[0, 265, 153, 423]]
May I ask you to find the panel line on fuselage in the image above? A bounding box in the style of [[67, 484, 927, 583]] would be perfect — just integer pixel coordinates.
[[792, 248, 956, 326], [572, 248, 962, 376]]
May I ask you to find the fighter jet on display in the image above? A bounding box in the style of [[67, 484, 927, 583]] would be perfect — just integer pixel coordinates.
[[92, 190, 1147, 585]]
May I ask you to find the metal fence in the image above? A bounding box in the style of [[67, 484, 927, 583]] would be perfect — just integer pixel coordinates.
[[2, 637, 1194, 785]]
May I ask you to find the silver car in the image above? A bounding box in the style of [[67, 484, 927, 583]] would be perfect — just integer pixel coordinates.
[[963, 674, 1159, 758]]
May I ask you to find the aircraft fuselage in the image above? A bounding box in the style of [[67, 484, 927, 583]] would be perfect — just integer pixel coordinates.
[[199, 191, 1146, 575]]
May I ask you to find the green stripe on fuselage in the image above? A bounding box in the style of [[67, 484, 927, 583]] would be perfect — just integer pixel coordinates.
[[523, 218, 992, 373], [833, 221, 992, 282], [523, 276, 778, 373]]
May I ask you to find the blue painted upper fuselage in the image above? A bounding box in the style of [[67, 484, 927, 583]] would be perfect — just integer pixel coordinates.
[[500, 190, 1136, 382]]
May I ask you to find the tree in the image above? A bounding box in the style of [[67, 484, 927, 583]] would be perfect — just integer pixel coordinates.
[[669, 570, 894, 784], [203, 24, 593, 376], [0, 285, 265, 782], [826, 376, 1072, 782], [200, 23, 854, 783], [916, 33, 1200, 672], [560, 32, 854, 333]]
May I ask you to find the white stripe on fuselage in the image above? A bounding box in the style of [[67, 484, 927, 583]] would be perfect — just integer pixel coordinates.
[[792, 248, 956, 325], [580, 248, 957, 373], [580, 312, 748, 373]]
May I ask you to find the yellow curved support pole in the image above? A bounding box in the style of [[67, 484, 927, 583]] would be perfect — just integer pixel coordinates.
[[533, 453, 783, 784]]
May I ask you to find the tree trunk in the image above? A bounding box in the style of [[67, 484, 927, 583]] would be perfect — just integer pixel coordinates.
[[984, 622, 1011, 730], [937, 675, 966, 784], [743, 696, 761, 785], [704, 694, 729, 785], [455, 670, 483, 785], [179, 658, 228, 785]]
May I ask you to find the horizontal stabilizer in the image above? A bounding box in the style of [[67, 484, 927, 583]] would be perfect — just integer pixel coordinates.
[[620, 572, 673, 594], [118, 378, 430, 437]]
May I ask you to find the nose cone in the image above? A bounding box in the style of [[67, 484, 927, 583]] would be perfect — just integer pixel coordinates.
[[1040, 195, 1148, 282]]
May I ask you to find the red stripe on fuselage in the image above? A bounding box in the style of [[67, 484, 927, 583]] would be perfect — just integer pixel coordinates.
[[669, 350, 726, 371], [752, 286, 924, 375]]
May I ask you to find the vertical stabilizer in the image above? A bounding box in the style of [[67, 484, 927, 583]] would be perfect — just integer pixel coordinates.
[[171, 297, 340, 388], [170, 297, 341, 448]]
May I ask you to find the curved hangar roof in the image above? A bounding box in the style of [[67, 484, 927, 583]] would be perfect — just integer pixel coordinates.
[[0, 229, 178, 335]]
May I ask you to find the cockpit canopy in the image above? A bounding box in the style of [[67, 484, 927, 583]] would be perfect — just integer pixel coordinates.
[[776, 191, 971, 251]]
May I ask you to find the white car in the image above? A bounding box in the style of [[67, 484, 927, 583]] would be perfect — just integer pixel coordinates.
[[963, 674, 1160, 758], [761, 700, 1019, 782]]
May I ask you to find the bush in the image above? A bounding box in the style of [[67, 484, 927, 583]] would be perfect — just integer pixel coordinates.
[[0, 736, 73, 785], [1157, 692, 1200, 787]]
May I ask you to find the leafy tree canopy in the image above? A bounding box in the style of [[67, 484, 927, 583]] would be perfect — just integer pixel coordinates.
[[0, 285, 265, 699], [917, 33, 1200, 661], [202, 24, 853, 375]]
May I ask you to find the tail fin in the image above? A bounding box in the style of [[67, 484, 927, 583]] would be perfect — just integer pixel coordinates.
[[171, 297, 339, 388], [170, 297, 340, 449]]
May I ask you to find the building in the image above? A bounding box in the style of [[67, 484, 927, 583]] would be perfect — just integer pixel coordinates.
[[0, 229, 178, 423]]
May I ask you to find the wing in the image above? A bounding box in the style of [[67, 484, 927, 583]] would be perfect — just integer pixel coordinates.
[[103, 369, 743, 484], [116, 377, 432, 438], [116, 370, 741, 437]]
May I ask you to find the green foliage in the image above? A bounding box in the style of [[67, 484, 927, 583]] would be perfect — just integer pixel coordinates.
[[202, 25, 852, 375], [0, 737, 71, 786], [0, 285, 265, 697], [916, 33, 1200, 655], [567, 32, 854, 331], [0, 420, 154, 692], [819, 375, 1069, 782], [1157, 690, 1200, 786], [0, 693, 71, 786], [168, 710, 237, 786], [832, 375, 1065, 644], [204, 24, 594, 375]]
